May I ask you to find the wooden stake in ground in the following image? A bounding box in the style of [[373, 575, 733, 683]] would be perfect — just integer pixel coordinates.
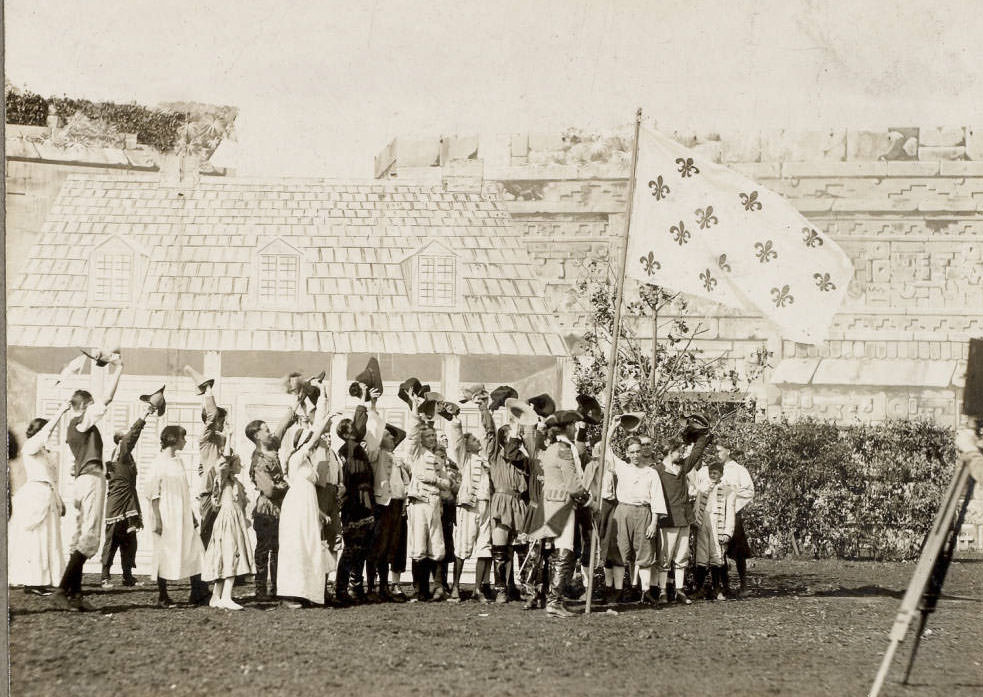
[[585, 107, 643, 615]]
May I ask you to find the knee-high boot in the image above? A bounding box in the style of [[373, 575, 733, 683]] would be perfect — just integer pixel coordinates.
[[491, 545, 510, 603], [546, 549, 575, 618]]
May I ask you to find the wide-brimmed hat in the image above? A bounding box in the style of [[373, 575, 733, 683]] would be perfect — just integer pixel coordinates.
[[459, 384, 488, 404], [528, 394, 556, 418], [506, 398, 539, 426], [184, 365, 215, 395], [397, 377, 423, 408], [617, 412, 645, 432], [545, 410, 581, 428], [81, 347, 121, 368], [350, 356, 383, 401], [139, 385, 167, 416], [575, 394, 604, 426], [489, 385, 518, 412], [436, 401, 460, 421], [384, 423, 407, 449]]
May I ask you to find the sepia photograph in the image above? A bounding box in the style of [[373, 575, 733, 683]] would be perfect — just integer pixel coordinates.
[[3, 1, 983, 695]]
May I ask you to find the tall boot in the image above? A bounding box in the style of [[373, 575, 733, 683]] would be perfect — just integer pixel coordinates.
[[524, 545, 550, 610], [710, 566, 724, 600], [491, 545, 509, 604], [255, 555, 269, 600], [691, 565, 709, 600], [473, 558, 491, 603], [546, 549, 575, 618], [269, 551, 279, 598]]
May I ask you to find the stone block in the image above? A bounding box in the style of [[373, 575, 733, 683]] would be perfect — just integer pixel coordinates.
[[939, 160, 983, 175], [397, 138, 441, 167], [885, 160, 940, 176], [760, 129, 846, 162], [719, 131, 761, 163], [918, 145, 966, 161], [918, 127, 965, 147], [966, 126, 983, 160], [528, 133, 565, 153], [847, 129, 917, 160]]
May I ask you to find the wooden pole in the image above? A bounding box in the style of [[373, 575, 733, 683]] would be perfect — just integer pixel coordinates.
[[586, 107, 643, 615]]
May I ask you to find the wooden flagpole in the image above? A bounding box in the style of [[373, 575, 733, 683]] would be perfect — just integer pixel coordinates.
[[585, 107, 643, 614]]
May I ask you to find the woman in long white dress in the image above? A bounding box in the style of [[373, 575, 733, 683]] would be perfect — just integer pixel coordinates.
[[277, 386, 337, 607], [149, 425, 205, 608], [8, 404, 71, 592]]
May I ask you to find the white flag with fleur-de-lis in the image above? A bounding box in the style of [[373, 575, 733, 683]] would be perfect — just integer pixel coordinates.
[[627, 125, 853, 345]]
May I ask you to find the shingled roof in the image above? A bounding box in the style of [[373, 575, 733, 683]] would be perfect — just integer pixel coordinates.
[[7, 173, 567, 356]]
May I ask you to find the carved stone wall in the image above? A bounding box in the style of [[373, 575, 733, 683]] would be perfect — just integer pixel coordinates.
[[379, 129, 983, 430]]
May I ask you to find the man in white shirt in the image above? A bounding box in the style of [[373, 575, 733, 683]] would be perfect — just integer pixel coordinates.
[[605, 436, 667, 605], [53, 356, 123, 612]]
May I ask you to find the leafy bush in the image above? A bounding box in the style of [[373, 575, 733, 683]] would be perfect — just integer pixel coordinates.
[[717, 418, 956, 561]]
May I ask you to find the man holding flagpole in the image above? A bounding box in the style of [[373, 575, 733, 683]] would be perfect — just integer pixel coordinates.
[[584, 109, 853, 614]]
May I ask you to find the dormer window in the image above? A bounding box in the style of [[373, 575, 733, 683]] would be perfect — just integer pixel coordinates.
[[255, 238, 302, 307], [417, 255, 456, 306], [93, 253, 132, 303], [89, 236, 147, 306], [259, 253, 298, 302], [400, 239, 462, 309]]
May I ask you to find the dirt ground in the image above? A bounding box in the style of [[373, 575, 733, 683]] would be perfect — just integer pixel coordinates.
[[8, 557, 983, 697]]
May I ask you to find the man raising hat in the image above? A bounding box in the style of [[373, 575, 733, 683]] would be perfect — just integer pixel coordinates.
[[52, 353, 123, 612]]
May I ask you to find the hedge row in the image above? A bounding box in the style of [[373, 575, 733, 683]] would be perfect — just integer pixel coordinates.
[[6, 89, 185, 152], [714, 418, 956, 561]]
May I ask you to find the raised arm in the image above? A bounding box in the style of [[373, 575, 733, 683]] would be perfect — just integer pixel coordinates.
[[447, 417, 467, 467], [117, 408, 152, 462], [272, 402, 299, 445], [102, 359, 124, 406], [478, 400, 496, 461], [364, 396, 385, 464], [24, 403, 70, 455], [680, 432, 710, 476], [201, 390, 221, 439]]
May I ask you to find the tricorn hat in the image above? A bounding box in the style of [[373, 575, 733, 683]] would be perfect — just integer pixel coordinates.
[[617, 412, 645, 432], [385, 423, 407, 449], [184, 365, 215, 395], [677, 412, 710, 443], [489, 385, 518, 412], [398, 377, 423, 409], [139, 385, 167, 417], [418, 399, 438, 420], [545, 410, 581, 429], [506, 398, 539, 426], [528, 394, 556, 418], [81, 347, 121, 368], [436, 401, 460, 421], [575, 394, 604, 426], [350, 356, 383, 401], [459, 383, 488, 404]]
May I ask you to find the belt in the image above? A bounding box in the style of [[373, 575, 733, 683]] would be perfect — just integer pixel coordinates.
[[493, 490, 519, 497], [619, 502, 648, 508]]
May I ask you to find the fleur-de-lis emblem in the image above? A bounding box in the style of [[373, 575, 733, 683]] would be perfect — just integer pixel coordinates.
[[740, 190, 763, 211], [699, 268, 717, 292], [675, 157, 700, 178], [802, 227, 824, 248], [670, 220, 691, 246], [695, 206, 718, 229], [771, 285, 794, 308], [639, 251, 661, 276], [717, 254, 732, 272], [754, 240, 778, 263], [814, 272, 836, 292], [648, 176, 670, 200]]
